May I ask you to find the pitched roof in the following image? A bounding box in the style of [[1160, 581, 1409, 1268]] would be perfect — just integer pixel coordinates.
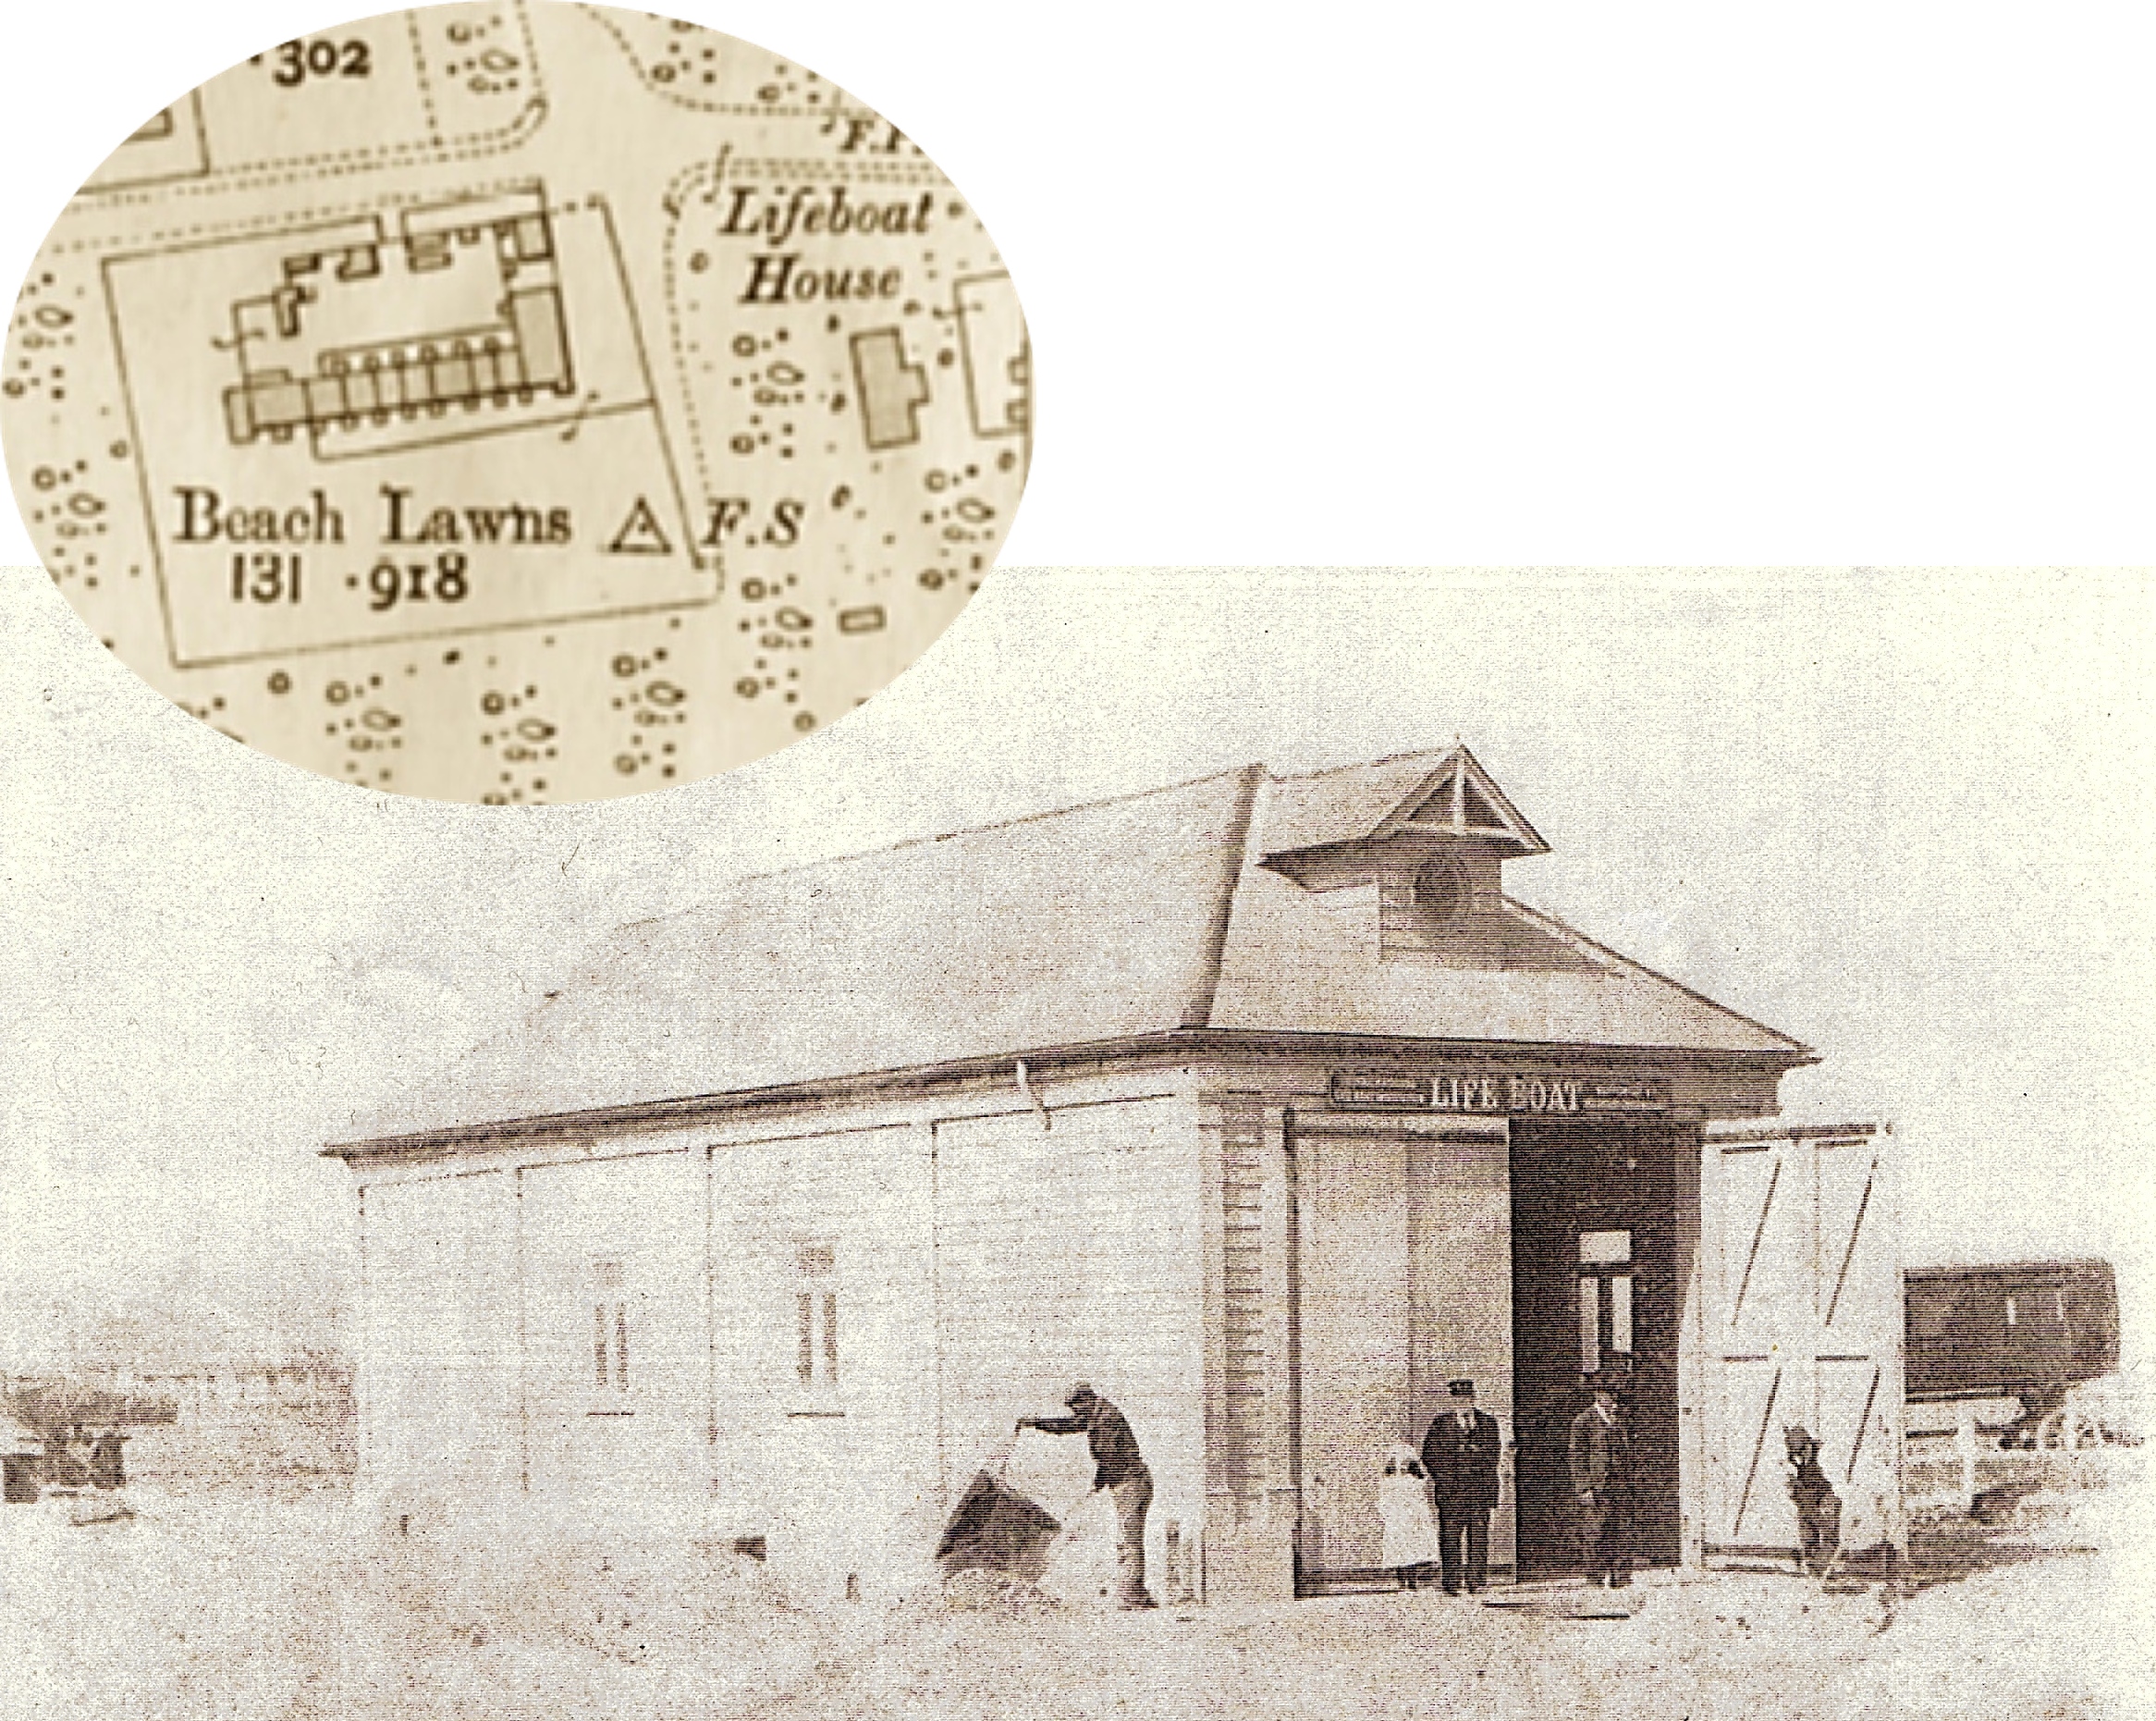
[[335, 752, 1810, 1149], [1261, 745, 1548, 857], [338, 768, 1261, 1144], [1209, 845, 1807, 1055]]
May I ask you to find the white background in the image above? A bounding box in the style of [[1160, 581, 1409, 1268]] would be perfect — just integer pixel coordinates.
[[5, 1, 2156, 564]]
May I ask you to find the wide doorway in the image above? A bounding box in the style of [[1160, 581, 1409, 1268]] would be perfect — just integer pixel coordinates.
[[1508, 1119, 1684, 1579], [1291, 1120, 1513, 1591]]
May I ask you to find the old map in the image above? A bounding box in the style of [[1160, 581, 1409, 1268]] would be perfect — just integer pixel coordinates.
[[3, 2, 1029, 800]]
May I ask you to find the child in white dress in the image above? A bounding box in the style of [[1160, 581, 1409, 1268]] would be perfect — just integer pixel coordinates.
[[1378, 1442, 1441, 1590]]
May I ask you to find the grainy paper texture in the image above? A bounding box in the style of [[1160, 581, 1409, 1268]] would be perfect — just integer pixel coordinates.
[[1, 564, 2150, 1716], [3, 0, 1028, 802]]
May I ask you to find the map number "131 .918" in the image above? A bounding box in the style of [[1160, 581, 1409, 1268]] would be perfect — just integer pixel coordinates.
[[226, 551, 473, 611]]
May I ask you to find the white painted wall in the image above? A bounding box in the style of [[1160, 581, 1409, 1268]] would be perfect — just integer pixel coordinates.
[[934, 1096, 1207, 1599], [352, 1074, 1210, 1597], [521, 1149, 705, 1530], [708, 1120, 938, 1599], [360, 1169, 519, 1521]]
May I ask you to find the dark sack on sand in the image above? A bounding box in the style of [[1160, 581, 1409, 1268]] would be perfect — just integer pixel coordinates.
[[936, 1469, 1061, 1583]]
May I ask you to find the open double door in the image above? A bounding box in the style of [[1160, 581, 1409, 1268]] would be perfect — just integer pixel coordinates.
[[1292, 1113, 1688, 1588]]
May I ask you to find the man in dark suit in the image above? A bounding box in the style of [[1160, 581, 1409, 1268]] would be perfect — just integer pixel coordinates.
[[1421, 1378, 1502, 1594], [1566, 1373, 1634, 1587]]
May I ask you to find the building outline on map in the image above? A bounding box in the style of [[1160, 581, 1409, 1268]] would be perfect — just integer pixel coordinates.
[[5, 0, 1030, 801]]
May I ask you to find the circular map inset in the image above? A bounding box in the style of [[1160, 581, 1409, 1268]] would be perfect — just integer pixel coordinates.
[[3, 3, 1029, 802]]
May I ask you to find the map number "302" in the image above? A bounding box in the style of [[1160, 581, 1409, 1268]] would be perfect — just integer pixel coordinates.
[[263, 39, 374, 87]]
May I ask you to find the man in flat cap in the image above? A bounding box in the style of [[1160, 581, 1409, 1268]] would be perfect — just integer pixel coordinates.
[[1018, 1383, 1157, 1608], [1421, 1378, 1502, 1594], [1567, 1371, 1635, 1587]]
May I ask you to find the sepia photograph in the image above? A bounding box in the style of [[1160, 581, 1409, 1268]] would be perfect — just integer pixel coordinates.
[[3, 563, 2150, 1716], [6, 5, 2156, 1718]]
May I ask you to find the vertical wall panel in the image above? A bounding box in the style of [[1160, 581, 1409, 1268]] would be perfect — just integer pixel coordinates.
[[706, 1122, 937, 1596], [521, 1150, 704, 1527], [359, 1170, 519, 1515], [933, 1098, 1203, 1586]]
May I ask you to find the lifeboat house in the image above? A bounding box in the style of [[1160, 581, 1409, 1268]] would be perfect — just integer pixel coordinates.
[[327, 746, 1905, 1601]]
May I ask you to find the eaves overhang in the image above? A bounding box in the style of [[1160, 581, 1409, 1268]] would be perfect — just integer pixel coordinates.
[[323, 1025, 1818, 1165]]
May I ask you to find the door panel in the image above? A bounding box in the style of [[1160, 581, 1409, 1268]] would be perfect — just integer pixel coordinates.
[[1715, 1358, 1791, 1545], [1294, 1132, 1410, 1576], [1699, 1125, 1904, 1557], [1404, 1130, 1514, 1572], [1812, 1134, 1903, 1552]]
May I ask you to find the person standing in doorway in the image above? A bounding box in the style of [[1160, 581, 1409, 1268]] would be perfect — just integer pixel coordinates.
[[1017, 1383, 1157, 1609], [1377, 1444, 1441, 1590], [1566, 1374, 1634, 1587], [1422, 1378, 1503, 1594]]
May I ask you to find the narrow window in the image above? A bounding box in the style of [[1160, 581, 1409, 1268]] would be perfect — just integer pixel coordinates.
[[2005, 1294, 2017, 1329], [1578, 1231, 1632, 1372], [794, 1242, 839, 1397], [588, 1259, 630, 1412]]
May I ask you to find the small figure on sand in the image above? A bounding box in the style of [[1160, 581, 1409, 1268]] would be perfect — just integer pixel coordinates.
[[1017, 1383, 1157, 1609], [1783, 1426, 1842, 1578], [1377, 1443, 1440, 1590]]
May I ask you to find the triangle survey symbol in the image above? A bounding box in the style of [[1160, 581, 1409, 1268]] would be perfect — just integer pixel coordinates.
[[606, 495, 674, 556]]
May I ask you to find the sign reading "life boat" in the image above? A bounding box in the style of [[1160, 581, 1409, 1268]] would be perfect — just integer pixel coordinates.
[[1329, 1069, 1668, 1115]]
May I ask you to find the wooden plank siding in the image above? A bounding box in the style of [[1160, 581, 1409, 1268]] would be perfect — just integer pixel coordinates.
[[1219, 1097, 1268, 1494], [359, 1168, 521, 1518], [1195, 1092, 1296, 1600], [934, 1097, 1206, 1592], [708, 1121, 938, 1596]]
